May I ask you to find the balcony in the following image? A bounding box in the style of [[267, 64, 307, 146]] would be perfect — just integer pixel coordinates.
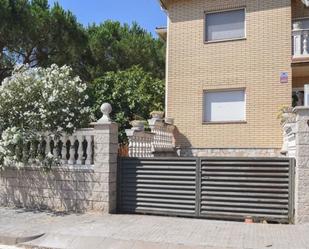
[[292, 20, 309, 62]]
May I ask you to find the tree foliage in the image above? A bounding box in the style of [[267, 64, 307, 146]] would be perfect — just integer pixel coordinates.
[[87, 21, 165, 79], [0, 0, 88, 82], [91, 66, 165, 141], [0, 0, 166, 142], [0, 64, 91, 134]]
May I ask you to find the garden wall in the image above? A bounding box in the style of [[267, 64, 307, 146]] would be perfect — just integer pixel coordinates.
[[0, 166, 115, 212], [0, 106, 118, 213]]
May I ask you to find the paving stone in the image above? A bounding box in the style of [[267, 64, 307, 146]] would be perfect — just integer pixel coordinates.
[[0, 207, 308, 249]]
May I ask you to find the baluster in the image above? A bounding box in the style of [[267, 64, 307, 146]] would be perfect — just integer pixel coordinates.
[[22, 142, 29, 164], [128, 137, 133, 157], [76, 135, 84, 165], [29, 140, 37, 162], [133, 136, 138, 157], [85, 135, 93, 165], [61, 136, 68, 164], [143, 137, 147, 157], [294, 32, 302, 56], [148, 137, 152, 157], [39, 137, 45, 158], [303, 31, 308, 55], [135, 136, 140, 157], [53, 137, 60, 159], [45, 136, 51, 156], [68, 136, 76, 165]]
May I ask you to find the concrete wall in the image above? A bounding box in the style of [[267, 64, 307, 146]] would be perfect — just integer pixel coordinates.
[[0, 121, 118, 213], [179, 148, 282, 157], [294, 107, 309, 223], [165, 0, 292, 150]]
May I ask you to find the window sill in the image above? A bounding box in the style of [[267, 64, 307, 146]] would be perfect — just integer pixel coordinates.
[[204, 37, 246, 44], [203, 121, 247, 125]]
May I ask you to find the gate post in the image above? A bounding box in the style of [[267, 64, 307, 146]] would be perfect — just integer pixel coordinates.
[[294, 107, 309, 223], [92, 103, 118, 213]]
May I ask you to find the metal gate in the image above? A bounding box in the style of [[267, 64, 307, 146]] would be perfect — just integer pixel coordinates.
[[118, 157, 295, 223]]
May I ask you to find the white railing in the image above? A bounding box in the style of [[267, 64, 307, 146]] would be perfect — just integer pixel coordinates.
[[125, 118, 175, 157], [292, 29, 309, 57], [126, 130, 154, 157], [19, 128, 95, 166], [148, 118, 175, 151]]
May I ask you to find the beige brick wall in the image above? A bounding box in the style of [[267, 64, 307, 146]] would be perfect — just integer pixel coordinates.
[[166, 0, 292, 149]]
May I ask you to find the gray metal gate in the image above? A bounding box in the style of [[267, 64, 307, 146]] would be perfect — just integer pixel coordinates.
[[118, 157, 295, 223]]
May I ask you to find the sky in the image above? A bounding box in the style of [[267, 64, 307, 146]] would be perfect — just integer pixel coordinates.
[[48, 0, 167, 36]]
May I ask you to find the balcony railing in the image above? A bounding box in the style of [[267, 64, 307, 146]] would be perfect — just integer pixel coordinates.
[[292, 28, 309, 58]]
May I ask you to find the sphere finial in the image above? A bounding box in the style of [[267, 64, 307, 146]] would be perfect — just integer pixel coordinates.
[[98, 102, 112, 123]]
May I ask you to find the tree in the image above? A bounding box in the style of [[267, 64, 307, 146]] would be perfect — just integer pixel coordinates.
[[91, 66, 165, 141], [87, 21, 165, 80], [0, 0, 89, 82]]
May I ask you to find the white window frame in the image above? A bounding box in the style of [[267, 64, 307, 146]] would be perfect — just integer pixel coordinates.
[[203, 88, 247, 123], [204, 7, 247, 43]]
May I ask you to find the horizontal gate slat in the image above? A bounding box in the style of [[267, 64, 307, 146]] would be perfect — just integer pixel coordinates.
[[122, 166, 196, 170], [202, 195, 288, 202], [201, 206, 288, 214], [124, 207, 195, 214], [202, 191, 288, 198], [124, 184, 196, 190], [203, 176, 288, 182], [200, 211, 288, 219], [202, 181, 289, 187], [122, 188, 196, 195], [122, 179, 195, 185], [201, 161, 290, 166], [125, 193, 196, 200], [202, 172, 289, 176], [122, 170, 196, 175], [201, 201, 288, 208], [123, 201, 195, 209], [202, 167, 289, 171], [122, 197, 196, 204], [201, 186, 288, 193], [123, 175, 196, 180]]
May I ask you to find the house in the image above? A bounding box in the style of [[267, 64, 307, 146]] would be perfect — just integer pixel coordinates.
[[157, 0, 309, 157]]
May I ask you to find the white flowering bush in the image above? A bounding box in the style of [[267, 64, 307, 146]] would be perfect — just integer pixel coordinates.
[[0, 64, 91, 168]]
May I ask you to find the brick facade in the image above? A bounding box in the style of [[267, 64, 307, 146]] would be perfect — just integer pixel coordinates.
[[165, 0, 292, 151]]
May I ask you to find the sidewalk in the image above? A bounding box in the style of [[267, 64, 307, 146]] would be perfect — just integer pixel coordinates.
[[0, 207, 308, 249]]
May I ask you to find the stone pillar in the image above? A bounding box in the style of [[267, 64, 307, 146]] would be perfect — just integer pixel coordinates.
[[294, 107, 309, 223], [92, 103, 118, 213]]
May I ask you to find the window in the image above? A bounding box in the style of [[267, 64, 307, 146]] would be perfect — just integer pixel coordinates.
[[205, 8, 245, 42], [203, 90, 246, 122]]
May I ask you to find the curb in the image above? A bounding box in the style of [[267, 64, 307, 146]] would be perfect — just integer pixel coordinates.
[[0, 233, 44, 246]]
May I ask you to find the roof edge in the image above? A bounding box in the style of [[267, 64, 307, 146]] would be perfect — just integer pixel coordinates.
[[158, 0, 168, 10]]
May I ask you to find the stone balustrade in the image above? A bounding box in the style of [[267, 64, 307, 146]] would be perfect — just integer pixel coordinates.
[[125, 117, 176, 158], [293, 28, 309, 58], [126, 129, 154, 157], [0, 102, 118, 213]]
